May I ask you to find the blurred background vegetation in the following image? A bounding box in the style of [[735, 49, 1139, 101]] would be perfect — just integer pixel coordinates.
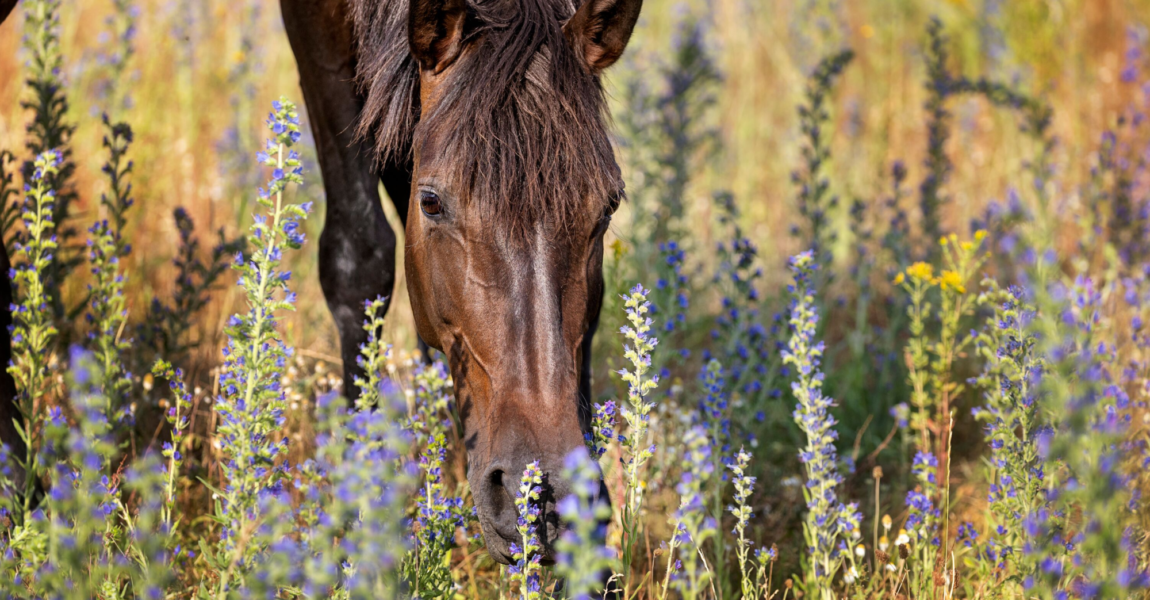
[[3, 0, 1146, 362]]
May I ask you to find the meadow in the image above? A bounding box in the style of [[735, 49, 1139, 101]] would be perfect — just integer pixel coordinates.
[[0, 0, 1148, 598]]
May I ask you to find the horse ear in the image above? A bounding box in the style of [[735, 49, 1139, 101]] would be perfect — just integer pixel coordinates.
[[563, 0, 642, 74], [408, 0, 471, 74]]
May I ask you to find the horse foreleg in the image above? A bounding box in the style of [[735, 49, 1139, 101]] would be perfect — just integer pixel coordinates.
[[281, 0, 398, 402]]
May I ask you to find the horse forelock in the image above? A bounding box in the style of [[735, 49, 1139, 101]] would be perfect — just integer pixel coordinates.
[[351, 0, 621, 235]]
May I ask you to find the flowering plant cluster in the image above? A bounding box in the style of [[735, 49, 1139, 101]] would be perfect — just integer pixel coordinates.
[[405, 358, 473, 598], [0, 349, 175, 597]]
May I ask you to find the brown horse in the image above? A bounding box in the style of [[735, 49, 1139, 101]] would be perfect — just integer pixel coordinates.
[[281, 0, 642, 562], [0, 0, 641, 563]]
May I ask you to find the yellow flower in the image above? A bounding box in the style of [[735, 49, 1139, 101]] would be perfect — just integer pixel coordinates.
[[960, 240, 974, 251], [610, 238, 627, 259], [860, 24, 875, 39], [937, 269, 965, 294], [893, 273, 905, 285], [974, 229, 988, 242], [905, 262, 934, 283]]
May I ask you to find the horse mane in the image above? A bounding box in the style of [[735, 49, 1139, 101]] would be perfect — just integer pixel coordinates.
[[350, 0, 620, 233]]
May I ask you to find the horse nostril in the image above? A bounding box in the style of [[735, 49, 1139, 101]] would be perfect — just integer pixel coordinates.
[[488, 469, 504, 490], [483, 467, 518, 531]]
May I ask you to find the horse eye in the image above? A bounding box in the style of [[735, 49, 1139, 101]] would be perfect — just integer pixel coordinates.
[[420, 190, 442, 217]]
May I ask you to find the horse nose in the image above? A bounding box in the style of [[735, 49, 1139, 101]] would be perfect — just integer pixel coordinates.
[[481, 462, 521, 540], [479, 455, 571, 555]]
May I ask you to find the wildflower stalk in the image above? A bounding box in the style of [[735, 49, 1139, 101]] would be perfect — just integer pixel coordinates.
[[353, 295, 390, 410], [150, 360, 192, 533], [972, 281, 1045, 587], [728, 447, 765, 600], [212, 97, 309, 595], [291, 387, 415, 598], [404, 361, 470, 599], [783, 251, 860, 600], [711, 192, 777, 414], [94, 0, 138, 117], [139, 209, 245, 369], [659, 425, 715, 600], [87, 118, 134, 420], [920, 19, 952, 252], [895, 261, 934, 454], [616, 284, 660, 595], [22, 0, 78, 307], [904, 451, 941, 597], [930, 232, 987, 485], [9, 150, 62, 527], [585, 399, 616, 461], [699, 358, 729, 593], [510, 461, 544, 600], [792, 49, 854, 275]]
